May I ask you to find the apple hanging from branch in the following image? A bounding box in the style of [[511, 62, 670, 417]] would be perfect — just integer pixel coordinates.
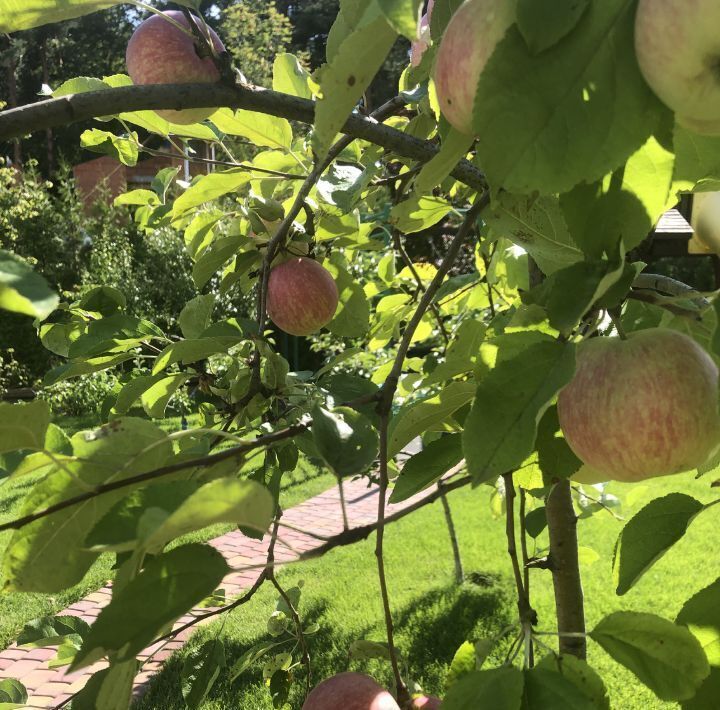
[[126, 10, 225, 124], [267, 257, 339, 336], [635, 0, 720, 135], [302, 672, 400, 710], [558, 328, 720, 482], [432, 0, 516, 135]]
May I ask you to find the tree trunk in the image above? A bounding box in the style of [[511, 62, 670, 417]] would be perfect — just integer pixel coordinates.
[[40, 36, 55, 176], [546, 480, 586, 658], [4, 39, 22, 166]]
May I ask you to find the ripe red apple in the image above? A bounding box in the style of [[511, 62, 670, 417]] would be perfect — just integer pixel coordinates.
[[126, 10, 225, 124], [302, 672, 400, 710], [432, 0, 516, 135], [557, 328, 720, 482], [267, 257, 339, 337], [635, 0, 720, 135], [411, 694, 442, 709]]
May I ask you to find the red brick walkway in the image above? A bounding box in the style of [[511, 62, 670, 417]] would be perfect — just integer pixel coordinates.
[[0, 477, 429, 708]]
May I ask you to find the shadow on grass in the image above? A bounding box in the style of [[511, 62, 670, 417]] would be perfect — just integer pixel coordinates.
[[135, 574, 513, 709]]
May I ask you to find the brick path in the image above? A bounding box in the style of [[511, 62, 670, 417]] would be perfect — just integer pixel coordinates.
[[0, 475, 430, 708]]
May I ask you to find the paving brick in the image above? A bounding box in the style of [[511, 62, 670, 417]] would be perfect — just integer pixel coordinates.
[[18, 668, 57, 689], [3, 659, 41, 679], [33, 680, 74, 697]]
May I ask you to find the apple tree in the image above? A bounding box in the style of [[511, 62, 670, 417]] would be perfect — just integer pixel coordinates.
[[0, 0, 719, 708]]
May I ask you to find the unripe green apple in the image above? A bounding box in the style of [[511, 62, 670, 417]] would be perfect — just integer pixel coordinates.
[[558, 328, 720, 483], [432, 0, 515, 135], [635, 0, 720, 134], [126, 10, 225, 125], [267, 257, 339, 337], [302, 672, 400, 710]]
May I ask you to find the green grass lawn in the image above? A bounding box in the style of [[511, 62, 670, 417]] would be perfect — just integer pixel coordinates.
[[0, 416, 335, 649], [135, 471, 719, 710]]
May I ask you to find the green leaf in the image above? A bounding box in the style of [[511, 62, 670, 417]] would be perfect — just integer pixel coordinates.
[[87, 478, 273, 553], [141, 373, 190, 418], [323, 257, 370, 338], [43, 353, 134, 387], [113, 374, 163, 415], [179, 295, 216, 340], [114, 189, 159, 208], [484, 194, 582, 275], [0, 679, 27, 706], [80, 129, 138, 166], [429, 0, 464, 41], [71, 543, 229, 669], [0, 0, 122, 32], [153, 336, 243, 374], [517, 0, 590, 54], [424, 320, 487, 385], [17, 615, 90, 648], [443, 667, 524, 710], [524, 507, 547, 538], [388, 381, 476, 458], [463, 336, 576, 483], [193, 235, 246, 290], [0, 401, 51, 455], [590, 611, 710, 701], [673, 125, 720, 193], [390, 195, 452, 234], [415, 128, 475, 195], [613, 493, 704, 596], [473, 0, 662, 194], [229, 641, 284, 681], [181, 639, 226, 708], [536, 654, 609, 710], [377, 0, 423, 40], [523, 247, 625, 335], [143, 479, 274, 551], [211, 108, 292, 150], [521, 667, 596, 709], [3, 419, 172, 593], [677, 577, 720, 667], [389, 434, 463, 503], [272, 53, 312, 100], [0, 249, 58, 319], [560, 136, 675, 257], [172, 169, 251, 218], [446, 641, 477, 687], [313, 4, 397, 157], [312, 406, 379, 477], [70, 661, 137, 710]]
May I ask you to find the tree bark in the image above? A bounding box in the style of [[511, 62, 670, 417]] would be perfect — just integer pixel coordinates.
[[546, 480, 586, 659], [0, 83, 487, 191], [3, 38, 22, 165], [40, 35, 55, 176]]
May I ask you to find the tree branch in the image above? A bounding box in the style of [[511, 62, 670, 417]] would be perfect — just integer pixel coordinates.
[[0, 422, 309, 533], [0, 83, 486, 192]]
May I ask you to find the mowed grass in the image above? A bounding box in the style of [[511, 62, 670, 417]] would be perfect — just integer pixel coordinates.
[[0, 415, 335, 649], [136, 471, 719, 710]]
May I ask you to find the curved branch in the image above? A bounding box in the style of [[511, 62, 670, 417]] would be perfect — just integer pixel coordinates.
[[0, 82, 486, 192]]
